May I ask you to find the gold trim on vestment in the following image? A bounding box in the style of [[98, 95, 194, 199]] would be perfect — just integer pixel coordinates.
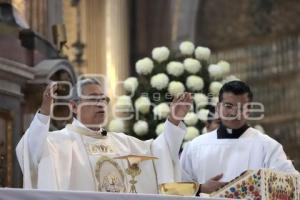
[[95, 156, 126, 192]]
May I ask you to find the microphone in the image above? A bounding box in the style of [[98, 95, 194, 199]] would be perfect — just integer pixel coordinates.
[[100, 128, 107, 136]]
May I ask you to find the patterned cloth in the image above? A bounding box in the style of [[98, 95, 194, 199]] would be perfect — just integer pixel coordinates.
[[210, 169, 299, 200]]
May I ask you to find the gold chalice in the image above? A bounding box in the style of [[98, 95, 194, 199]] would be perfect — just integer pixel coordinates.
[[115, 154, 157, 193], [159, 182, 199, 196]]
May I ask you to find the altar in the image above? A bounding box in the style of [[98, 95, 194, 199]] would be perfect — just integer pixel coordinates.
[[0, 188, 227, 200]]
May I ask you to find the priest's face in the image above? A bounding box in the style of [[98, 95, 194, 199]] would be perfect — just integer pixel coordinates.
[[71, 83, 109, 130], [217, 92, 250, 129]]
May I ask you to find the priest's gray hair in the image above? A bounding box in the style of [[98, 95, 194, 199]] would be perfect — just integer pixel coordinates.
[[70, 78, 102, 102]]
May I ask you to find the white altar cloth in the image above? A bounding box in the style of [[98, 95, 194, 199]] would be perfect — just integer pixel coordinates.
[[0, 188, 229, 200]]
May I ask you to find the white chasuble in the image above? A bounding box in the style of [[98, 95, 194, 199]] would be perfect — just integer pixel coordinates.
[[16, 113, 186, 194]]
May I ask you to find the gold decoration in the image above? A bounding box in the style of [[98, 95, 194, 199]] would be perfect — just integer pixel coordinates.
[[125, 163, 140, 193], [52, 24, 68, 57], [159, 182, 199, 196], [95, 156, 126, 192], [115, 154, 157, 193], [85, 143, 114, 154]]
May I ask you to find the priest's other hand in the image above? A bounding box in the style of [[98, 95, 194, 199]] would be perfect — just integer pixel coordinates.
[[39, 82, 58, 116], [200, 174, 227, 194], [168, 92, 193, 126]]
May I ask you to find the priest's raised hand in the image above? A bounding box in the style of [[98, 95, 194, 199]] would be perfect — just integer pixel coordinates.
[[168, 92, 193, 126], [39, 82, 57, 116]]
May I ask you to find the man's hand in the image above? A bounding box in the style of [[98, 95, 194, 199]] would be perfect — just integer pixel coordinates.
[[168, 92, 193, 125], [200, 174, 227, 194], [39, 82, 57, 116]]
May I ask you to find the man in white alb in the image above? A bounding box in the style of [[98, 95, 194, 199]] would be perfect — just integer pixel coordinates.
[[180, 80, 299, 194], [16, 78, 193, 193]]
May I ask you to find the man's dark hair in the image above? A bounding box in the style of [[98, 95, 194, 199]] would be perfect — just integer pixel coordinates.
[[70, 78, 102, 102], [218, 80, 253, 102]]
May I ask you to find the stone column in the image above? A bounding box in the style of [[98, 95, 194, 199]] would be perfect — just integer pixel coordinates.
[[104, 0, 130, 98]]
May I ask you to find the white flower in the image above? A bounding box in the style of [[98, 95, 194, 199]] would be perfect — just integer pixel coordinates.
[[210, 97, 219, 106], [135, 57, 154, 75], [133, 120, 149, 136], [254, 125, 265, 134], [186, 75, 204, 91], [193, 93, 208, 109], [179, 41, 195, 55], [155, 123, 165, 136], [168, 81, 185, 96], [208, 64, 223, 79], [217, 60, 230, 75], [209, 81, 223, 96], [184, 127, 199, 141], [184, 58, 201, 74], [108, 119, 125, 132], [124, 77, 138, 94], [197, 109, 209, 122], [152, 46, 170, 63], [222, 75, 240, 84], [195, 46, 211, 60], [150, 73, 169, 90], [166, 61, 184, 77], [184, 112, 198, 126], [209, 61, 231, 79], [115, 95, 133, 109], [134, 96, 151, 114], [153, 103, 170, 119]]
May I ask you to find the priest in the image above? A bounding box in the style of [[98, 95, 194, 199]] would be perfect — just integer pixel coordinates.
[[180, 80, 299, 194], [16, 78, 192, 193]]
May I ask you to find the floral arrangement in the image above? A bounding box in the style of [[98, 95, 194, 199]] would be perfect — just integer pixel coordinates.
[[108, 41, 239, 141]]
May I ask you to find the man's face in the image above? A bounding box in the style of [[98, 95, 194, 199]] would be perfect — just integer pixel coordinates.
[[217, 92, 250, 129], [72, 83, 109, 129]]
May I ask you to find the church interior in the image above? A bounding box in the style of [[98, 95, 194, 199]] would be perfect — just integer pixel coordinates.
[[0, 0, 300, 190]]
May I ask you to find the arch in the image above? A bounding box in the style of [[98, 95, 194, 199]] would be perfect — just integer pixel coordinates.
[[29, 59, 77, 85]]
